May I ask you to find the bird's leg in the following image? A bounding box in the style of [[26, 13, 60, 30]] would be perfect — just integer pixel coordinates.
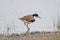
[[26, 23, 30, 33], [24, 22, 30, 34]]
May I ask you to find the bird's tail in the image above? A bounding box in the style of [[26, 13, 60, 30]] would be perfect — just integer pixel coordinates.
[[19, 18, 23, 20]]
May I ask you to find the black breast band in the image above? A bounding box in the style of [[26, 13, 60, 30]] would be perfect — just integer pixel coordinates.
[[29, 19, 35, 22]]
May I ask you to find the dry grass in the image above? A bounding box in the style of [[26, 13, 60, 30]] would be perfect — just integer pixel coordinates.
[[0, 31, 60, 40]]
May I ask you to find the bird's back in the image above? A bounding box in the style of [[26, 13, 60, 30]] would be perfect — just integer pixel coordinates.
[[21, 15, 34, 21]]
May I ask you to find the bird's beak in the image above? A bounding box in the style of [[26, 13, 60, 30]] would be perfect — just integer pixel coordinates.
[[37, 16, 41, 19]]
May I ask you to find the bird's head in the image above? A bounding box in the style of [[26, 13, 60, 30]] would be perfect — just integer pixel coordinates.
[[32, 14, 41, 19]]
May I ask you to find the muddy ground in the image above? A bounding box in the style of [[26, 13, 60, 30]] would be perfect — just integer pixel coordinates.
[[0, 32, 60, 40]]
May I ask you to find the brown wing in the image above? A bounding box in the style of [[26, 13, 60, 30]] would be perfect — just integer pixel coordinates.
[[22, 15, 34, 21]]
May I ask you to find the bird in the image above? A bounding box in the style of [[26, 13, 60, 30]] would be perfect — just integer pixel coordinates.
[[19, 14, 41, 33]]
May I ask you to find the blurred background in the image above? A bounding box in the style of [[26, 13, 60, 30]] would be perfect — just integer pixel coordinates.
[[0, 0, 60, 35]]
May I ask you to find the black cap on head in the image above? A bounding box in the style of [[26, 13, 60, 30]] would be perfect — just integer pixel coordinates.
[[32, 14, 38, 17]]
